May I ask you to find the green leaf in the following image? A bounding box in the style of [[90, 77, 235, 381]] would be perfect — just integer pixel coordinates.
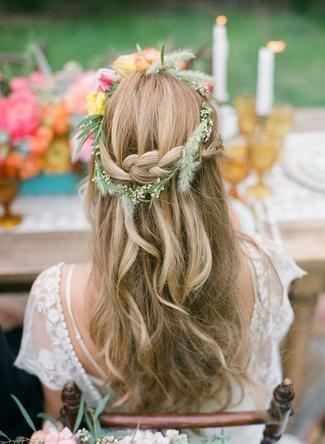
[[94, 392, 111, 420], [36, 413, 59, 430], [136, 43, 142, 53], [160, 44, 165, 67], [0, 430, 10, 440], [73, 393, 85, 433], [14, 436, 28, 443], [84, 410, 95, 435], [10, 395, 36, 432]]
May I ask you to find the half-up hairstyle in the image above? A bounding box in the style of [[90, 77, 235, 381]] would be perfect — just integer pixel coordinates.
[[85, 71, 251, 412]]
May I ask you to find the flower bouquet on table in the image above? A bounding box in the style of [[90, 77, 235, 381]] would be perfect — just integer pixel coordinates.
[[0, 64, 96, 198]]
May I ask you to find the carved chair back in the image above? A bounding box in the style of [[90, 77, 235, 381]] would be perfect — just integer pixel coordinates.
[[61, 378, 294, 444]]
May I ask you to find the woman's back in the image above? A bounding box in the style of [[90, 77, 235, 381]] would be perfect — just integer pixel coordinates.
[[15, 235, 304, 424], [15, 50, 305, 442]]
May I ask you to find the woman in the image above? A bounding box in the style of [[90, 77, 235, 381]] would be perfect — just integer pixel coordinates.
[[15, 49, 304, 443]]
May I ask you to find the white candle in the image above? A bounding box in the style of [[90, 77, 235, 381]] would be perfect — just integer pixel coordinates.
[[255, 41, 286, 117], [255, 46, 274, 117], [212, 16, 229, 103]]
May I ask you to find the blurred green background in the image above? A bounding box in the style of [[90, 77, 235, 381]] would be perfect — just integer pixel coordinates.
[[0, 0, 324, 106]]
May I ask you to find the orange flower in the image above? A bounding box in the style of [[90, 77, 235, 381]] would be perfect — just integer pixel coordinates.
[[142, 48, 160, 63], [53, 115, 70, 135], [29, 127, 54, 155], [134, 55, 150, 71], [19, 154, 42, 179], [37, 126, 54, 143], [29, 137, 48, 155], [42, 102, 70, 136]]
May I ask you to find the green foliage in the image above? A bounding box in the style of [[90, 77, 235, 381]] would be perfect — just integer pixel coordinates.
[[36, 413, 60, 429], [0, 8, 324, 105], [10, 395, 36, 432], [73, 393, 85, 433], [0, 430, 10, 440]]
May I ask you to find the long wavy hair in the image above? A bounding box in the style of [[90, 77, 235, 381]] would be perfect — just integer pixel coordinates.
[[85, 71, 251, 412]]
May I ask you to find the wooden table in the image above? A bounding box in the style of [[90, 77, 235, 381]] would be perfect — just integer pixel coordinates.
[[1, 107, 325, 399]]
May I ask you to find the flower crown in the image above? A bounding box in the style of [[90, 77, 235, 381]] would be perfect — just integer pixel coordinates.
[[73, 46, 221, 213]]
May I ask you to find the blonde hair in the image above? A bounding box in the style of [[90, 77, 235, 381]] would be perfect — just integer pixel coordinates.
[[85, 71, 251, 412]]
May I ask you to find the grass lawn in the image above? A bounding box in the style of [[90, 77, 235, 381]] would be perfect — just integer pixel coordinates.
[[0, 7, 324, 106]]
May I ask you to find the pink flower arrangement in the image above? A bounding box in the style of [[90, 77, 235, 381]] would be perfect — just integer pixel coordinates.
[[9, 76, 31, 93], [4, 90, 40, 144]]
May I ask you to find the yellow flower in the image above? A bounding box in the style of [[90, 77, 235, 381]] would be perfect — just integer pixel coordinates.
[[86, 91, 106, 115], [112, 54, 138, 77], [112, 49, 160, 77]]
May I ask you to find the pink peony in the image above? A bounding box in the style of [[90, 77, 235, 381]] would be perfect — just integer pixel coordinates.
[[64, 71, 96, 115], [45, 427, 76, 444], [9, 76, 31, 93], [5, 91, 40, 144], [96, 68, 121, 92]]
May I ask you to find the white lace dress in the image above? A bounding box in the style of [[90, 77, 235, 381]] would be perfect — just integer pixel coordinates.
[[15, 234, 305, 444]]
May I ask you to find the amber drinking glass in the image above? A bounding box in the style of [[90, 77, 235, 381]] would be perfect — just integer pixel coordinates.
[[234, 95, 256, 136], [220, 138, 249, 201], [266, 104, 294, 161], [247, 123, 281, 199]]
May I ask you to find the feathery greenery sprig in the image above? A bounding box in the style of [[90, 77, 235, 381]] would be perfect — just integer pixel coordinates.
[[146, 48, 195, 74]]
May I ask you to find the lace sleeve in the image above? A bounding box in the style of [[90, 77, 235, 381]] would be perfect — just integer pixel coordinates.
[[15, 264, 71, 391], [245, 235, 306, 395]]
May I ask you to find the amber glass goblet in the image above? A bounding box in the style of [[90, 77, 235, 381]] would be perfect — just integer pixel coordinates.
[[220, 137, 250, 202], [247, 124, 281, 199], [0, 177, 22, 228], [234, 95, 256, 136], [266, 104, 294, 160]]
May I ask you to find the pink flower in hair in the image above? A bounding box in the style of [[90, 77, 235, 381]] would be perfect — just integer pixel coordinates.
[[96, 68, 121, 92], [44, 427, 76, 444]]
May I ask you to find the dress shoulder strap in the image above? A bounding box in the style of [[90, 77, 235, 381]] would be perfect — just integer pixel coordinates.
[[65, 265, 107, 380]]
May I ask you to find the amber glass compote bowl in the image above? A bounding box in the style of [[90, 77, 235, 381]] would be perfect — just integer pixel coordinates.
[[220, 138, 250, 202], [247, 122, 282, 199], [0, 177, 22, 228]]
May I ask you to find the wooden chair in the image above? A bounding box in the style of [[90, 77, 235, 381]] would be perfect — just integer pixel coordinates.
[[60, 378, 295, 443]]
